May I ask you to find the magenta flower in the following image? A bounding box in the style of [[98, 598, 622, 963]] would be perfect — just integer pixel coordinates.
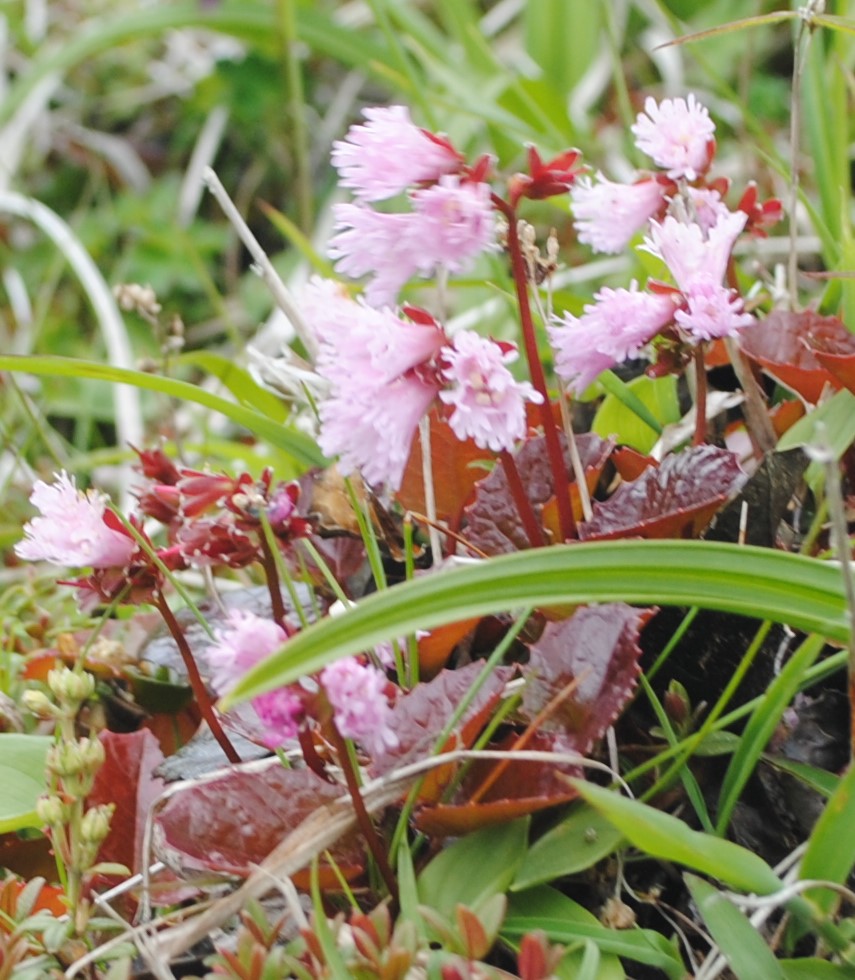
[[205, 610, 303, 748], [549, 284, 677, 395], [15, 471, 136, 569], [439, 331, 541, 451], [631, 94, 716, 181], [320, 657, 398, 756], [571, 174, 667, 254], [329, 178, 494, 308], [331, 105, 460, 202]]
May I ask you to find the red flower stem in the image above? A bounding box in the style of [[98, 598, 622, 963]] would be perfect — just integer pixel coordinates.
[[500, 450, 545, 549], [258, 532, 288, 629], [693, 347, 708, 446], [298, 727, 334, 782], [327, 722, 398, 901], [155, 593, 241, 764], [492, 194, 575, 540]]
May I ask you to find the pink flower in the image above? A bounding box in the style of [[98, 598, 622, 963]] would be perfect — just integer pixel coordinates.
[[205, 610, 288, 695], [571, 175, 667, 253], [549, 284, 677, 394], [320, 657, 398, 756], [631, 94, 716, 180], [328, 204, 422, 309], [410, 176, 495, 274], [15, 471, 136, 569], [439, 331, 541, 450], [205, 610, 303, 748], [331, 105, 460, 202], [319, 374, 439, 490], [686, 186, 731, 234], [329, 178, 494, 308], [675, 278, 754, 340], [644, 211, 746, 291], [309, 286, 447, 488]]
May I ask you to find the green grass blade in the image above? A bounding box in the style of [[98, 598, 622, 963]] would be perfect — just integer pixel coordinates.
[[685, 873, 786, 980], [220, 540, 849, 708], [0, 354, 323, 467], [715, 633, 825, 835], [799, 762, 855, 917], [174, 351, 287, 422], [575, 782, 783, 895]]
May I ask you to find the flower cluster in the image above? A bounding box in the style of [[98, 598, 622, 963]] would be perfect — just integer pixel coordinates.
[[551, 93, 778, 394], [306, 278, 540, 489], [328, 106, 495, 308], [205, 610, 397, 754]]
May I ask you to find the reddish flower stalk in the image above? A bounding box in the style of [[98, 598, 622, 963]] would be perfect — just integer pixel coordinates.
[[500, 450, 545, 549], [257, 531, 288, 629], [154, 592, 241, 764], [327, 721, 398, 902], [493, 194, 575, 540], [692, 348, 708, 446]]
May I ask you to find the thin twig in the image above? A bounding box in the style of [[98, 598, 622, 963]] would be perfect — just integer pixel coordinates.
[[419, 416, 444, 565], [203, 166, 317, 356]]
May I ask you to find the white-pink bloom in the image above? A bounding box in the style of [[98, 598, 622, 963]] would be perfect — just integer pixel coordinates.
[[331, 105, 460, 202], [319, 373, 439, 490], [329, 204, 423, 309], [571, 175, 667, 253], [204, 610, 302, 748], [15, 471, 136, 569], [309, 286, 447, 488], [549, 284, 677, 394], [686, 186, 731, 234], [205, 609, 288, 695], [410, 176, 495, 274], [329, 178, 495, 308], [631, 94, 716, 180], [644, 210, 747, 292], [321, 656, 398, 756], [675, 278, 754, 340], [439, 331, 541, 451]]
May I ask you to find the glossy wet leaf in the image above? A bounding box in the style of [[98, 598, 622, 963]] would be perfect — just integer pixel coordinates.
[[521, 604, 653, 751], [575, 781, 783, 895], [578, 445, 746, 541], [87, 730, 165, 875], [513, 802, 624, 890], [154, 761, 363, 882], [465, 433, 612, 553]]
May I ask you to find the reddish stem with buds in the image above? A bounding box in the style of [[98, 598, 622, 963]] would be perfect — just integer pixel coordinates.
[[492, 194, 575, 541]]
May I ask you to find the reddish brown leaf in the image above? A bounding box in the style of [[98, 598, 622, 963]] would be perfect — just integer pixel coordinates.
[[154, 761, 363, 883], [369, 662, 514, 802], [87, 729, 165, 875], [611, 447, 658, 482], [417, 618, 482, 679], [578, 445, 746, 541], [398, 407, 493, 528], [414, 731, 579, 837], [739, 310, 845, 403], [520, 604, 654, 753], [807, 317, 855, 396], [465, 433, 613, 555]]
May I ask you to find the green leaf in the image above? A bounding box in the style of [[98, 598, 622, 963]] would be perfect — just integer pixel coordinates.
[[716, 634, 825, 834], [685, 874, 786, 979], [0, 354, 323, 468], [220, 540, 849, 709], [799, 761, 855, 916], [505, 887, 680, 979], [593, 375, 679, 453], [574, 782, 783, 895], [0, 735, 53, 833], [777, 389, 855, 492], [513, 802, 624, 891], [597, 371, 668, 438], [174, 351, 287, 422], [418, 818, 529, 919], [780, 959, 855, 979]]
